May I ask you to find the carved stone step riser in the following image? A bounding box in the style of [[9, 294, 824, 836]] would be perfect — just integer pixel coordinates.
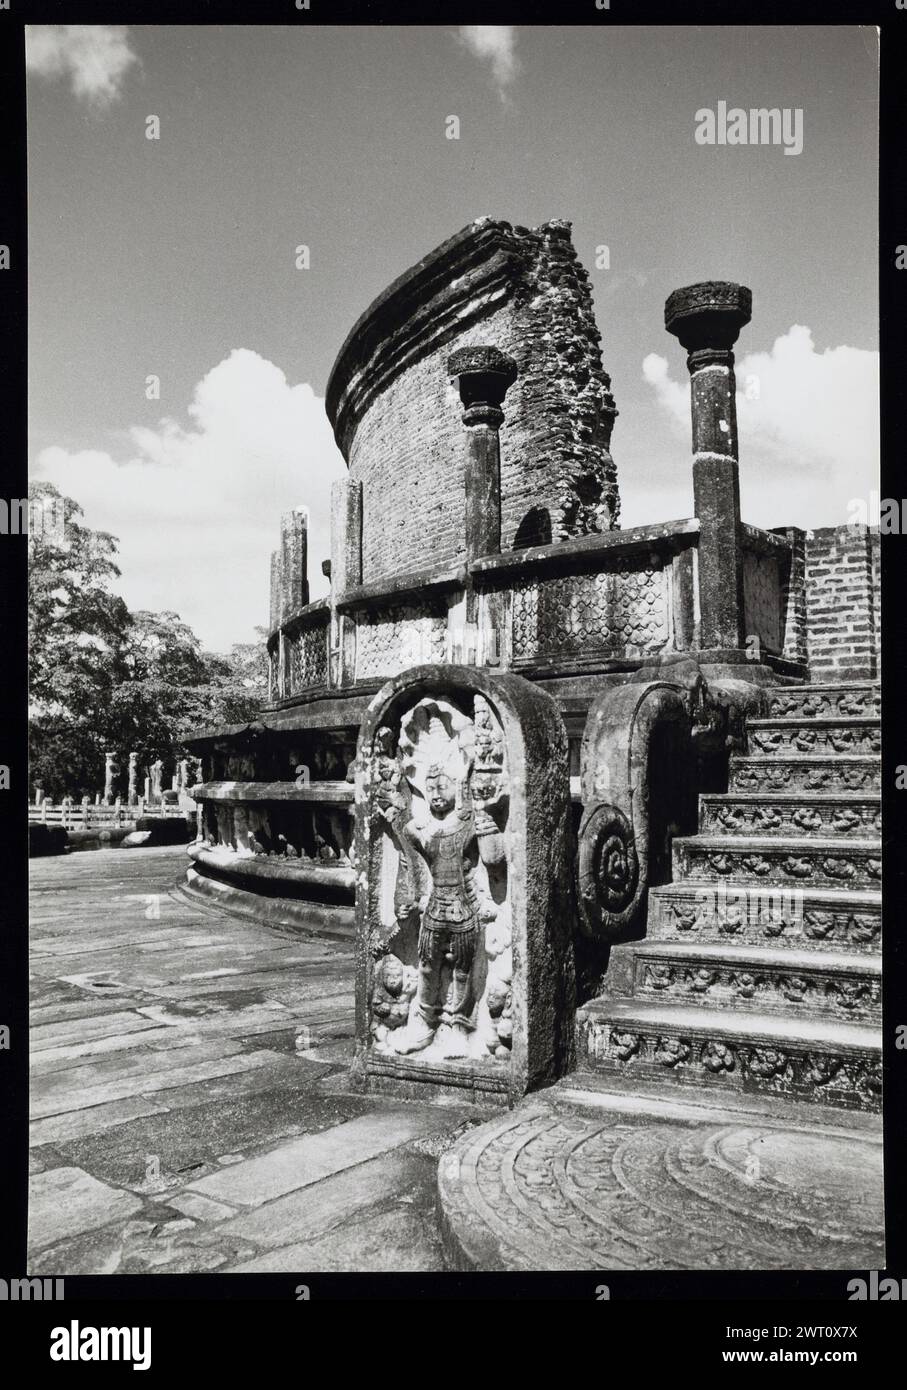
[[621, 958, 881, 1025], [730, 762, 880, 794], [647, 895, 881, 953], [747, 727, 880, 758], [576, 1020, 881, 1112], [699, 801, 881, 840], [673, 846, 881, 891], [766, 689, 880, 720]]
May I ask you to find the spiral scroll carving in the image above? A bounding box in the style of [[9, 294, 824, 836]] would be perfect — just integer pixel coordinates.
[[577, 802, 639, 939]]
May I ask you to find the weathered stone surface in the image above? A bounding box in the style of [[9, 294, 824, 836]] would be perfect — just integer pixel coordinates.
[[437, 1091, 883, 1271], [29, 1167, 143, 1248], [573, 680, 881, 1113], [353, 664, 575, 1101], [326, 218, 620, 586], [183, 1108, 455, 1207]]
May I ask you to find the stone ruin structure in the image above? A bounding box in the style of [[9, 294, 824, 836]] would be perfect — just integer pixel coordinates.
[[184, 218, 881, 1258]]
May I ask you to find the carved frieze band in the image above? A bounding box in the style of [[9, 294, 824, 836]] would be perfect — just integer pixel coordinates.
[[747, 723, 880, 757], [650, 894, 880, 949], [674, 843, 881, 888], [579, 1020, 881, 1110], [730, 760, 879, 794], [767, 688, 880, 720], [700, 800, 881, 838], [635, 959, 880, 1022]]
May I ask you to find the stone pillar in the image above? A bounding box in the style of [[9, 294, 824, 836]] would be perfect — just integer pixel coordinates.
[[269, 550, 282, 632], [143, 776, 151, 803], [665, 282, 751, 652], [178, 758, 190, 792], [127, 752, 138, 805], [330, 479, 363, 686], [150, 760, 163, 803], [103, 751, 118, 805], [280, 508, 309, 622], [448, 346, 517, 565], [330, 479, 362, 598]]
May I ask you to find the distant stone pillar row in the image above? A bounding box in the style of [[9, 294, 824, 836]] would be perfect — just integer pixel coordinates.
[[665, 282, 752, 652], [448, 345, 518, 564], [280, 508, 310, 622]]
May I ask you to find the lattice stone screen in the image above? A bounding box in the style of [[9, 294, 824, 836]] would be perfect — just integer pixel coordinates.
[[355, 604, 448, 680], [288, 623, 328, 692], [511, 560, 670, 662]]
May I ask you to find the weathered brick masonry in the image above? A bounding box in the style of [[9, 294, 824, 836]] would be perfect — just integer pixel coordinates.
[[804, 524, 880, 679], [326, 218, 620, 587]]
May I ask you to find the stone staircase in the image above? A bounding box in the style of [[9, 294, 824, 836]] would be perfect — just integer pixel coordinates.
[[576, 681, 882, 1113]]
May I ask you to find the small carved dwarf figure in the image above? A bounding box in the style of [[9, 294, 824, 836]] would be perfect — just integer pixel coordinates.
[[485, 979, 513, 1056], [314, 831, 337, 862], [384, 760, 493, 1057], [248, 831, 268, 856], [372, 725, 407, 811], [371, 954, 418, 1040]]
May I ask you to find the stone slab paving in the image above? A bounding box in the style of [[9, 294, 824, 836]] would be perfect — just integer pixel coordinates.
[[29, 847, 482, 1275], [30, 845, 882, 1276]]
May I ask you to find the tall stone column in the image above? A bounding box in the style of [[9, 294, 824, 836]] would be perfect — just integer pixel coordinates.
[[665, 282, 751, 652], [127, 752, 138, 805], [448, 346, 517, 564], [449, 346, 517, 636]]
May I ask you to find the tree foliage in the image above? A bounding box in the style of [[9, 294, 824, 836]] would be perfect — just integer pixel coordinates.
[[28, 483, 267, 799]]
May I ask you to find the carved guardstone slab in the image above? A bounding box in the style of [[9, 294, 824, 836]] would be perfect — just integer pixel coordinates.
[[352, 664, 575, 1103]]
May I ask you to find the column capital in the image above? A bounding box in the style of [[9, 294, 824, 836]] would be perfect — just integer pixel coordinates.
[[664, 281, 752, 365], [448, 345, 517, 425]]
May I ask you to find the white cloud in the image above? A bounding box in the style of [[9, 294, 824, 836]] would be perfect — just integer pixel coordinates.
[[642, 326, 879, 529], [26, 26, 138, 107], [33, 350, 347, 651], [456, 26, 519, 98]]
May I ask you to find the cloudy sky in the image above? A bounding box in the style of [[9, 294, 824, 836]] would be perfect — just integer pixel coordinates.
[[27, 24, 879, 651]]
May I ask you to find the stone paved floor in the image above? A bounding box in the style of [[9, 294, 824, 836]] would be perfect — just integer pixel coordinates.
[[29, 846, 885, 1276], [28, 847, 482, 1274]]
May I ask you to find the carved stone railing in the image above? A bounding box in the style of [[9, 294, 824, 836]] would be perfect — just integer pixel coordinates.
[[267, 600, 330, 701], [472, 520, 700, 674]]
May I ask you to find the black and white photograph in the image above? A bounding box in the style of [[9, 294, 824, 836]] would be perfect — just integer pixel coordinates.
[[2, 3, 903, 1339]]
